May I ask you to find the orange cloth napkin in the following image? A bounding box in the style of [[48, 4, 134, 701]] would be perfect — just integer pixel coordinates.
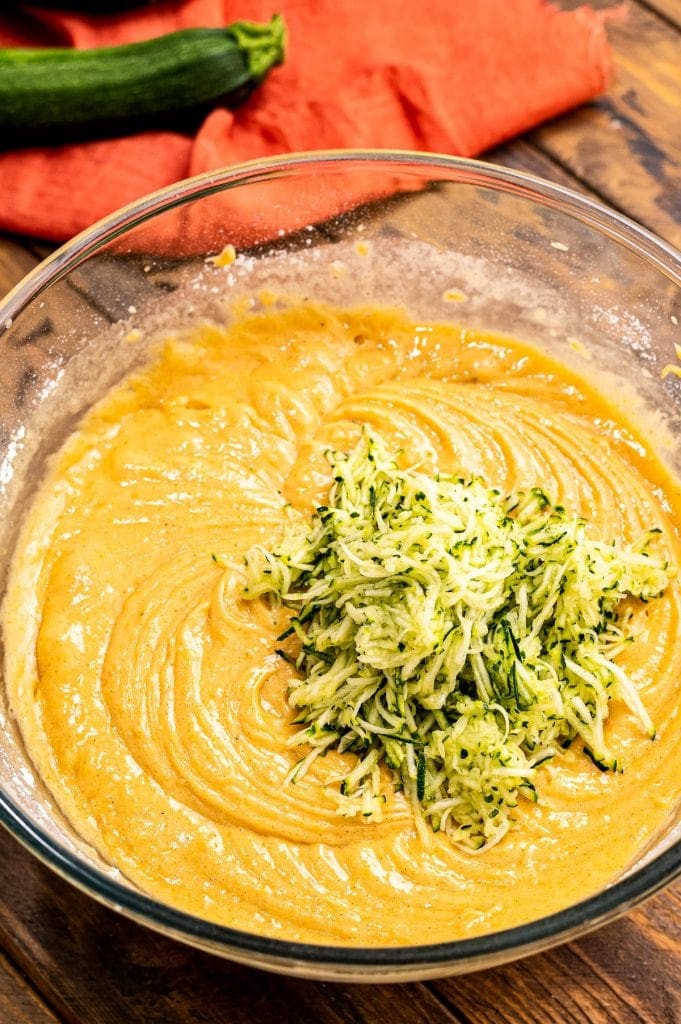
[[0, 0, 618, 242]]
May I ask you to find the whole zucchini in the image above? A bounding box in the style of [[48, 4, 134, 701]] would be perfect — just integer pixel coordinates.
[[0, 15, 286, 144]]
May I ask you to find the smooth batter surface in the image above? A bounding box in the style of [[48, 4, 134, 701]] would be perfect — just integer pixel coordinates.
[[5, 302, 681, 945]]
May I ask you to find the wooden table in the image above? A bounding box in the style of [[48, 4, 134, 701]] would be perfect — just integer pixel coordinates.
[[0, 2, 680, 1022]]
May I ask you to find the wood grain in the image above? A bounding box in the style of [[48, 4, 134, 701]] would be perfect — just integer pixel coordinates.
[[535, 1, 681, 247], [0, 236, 40, 299], [485, 139, 605, 201], [434, 884, 681, 1024], [0, 947, 62, 1024], [640, 0, 681, 30]]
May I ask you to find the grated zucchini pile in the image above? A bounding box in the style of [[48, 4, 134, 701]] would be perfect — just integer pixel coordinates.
[[242, 432, 671, 851]]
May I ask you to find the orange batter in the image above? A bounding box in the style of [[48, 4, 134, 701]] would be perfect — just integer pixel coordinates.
[[4, 302, 681, 945]]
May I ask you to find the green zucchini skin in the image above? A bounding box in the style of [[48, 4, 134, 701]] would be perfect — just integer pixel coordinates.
[[0, 16, 285, 143]]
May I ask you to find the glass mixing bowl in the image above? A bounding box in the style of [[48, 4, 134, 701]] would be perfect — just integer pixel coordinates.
[[0, 151, 679, 982]]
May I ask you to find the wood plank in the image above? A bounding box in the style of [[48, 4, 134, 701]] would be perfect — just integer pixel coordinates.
[[0, 236, 40, 299], [638, 0, 681, 31], [0, 827, 463, 1024], [0, 948, 62, 1024], [533, 1, 681, 248], [485, 139, 596, 197], [433, 882, 681, 1024]]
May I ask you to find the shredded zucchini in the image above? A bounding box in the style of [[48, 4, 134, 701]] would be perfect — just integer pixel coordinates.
[[242, 432, 671, 851]]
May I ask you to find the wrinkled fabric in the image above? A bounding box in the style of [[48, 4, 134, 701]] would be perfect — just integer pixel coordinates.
[[0, 1, 619, 241]]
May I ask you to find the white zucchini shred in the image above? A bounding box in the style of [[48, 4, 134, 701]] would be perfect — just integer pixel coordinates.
[[242, 431, 672, 851]]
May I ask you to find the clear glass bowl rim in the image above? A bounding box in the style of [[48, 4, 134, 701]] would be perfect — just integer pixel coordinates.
[[1, 148, 680, 971]]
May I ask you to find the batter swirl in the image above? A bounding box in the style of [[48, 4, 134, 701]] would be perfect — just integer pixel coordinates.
[[5, 303, 681, 945]]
